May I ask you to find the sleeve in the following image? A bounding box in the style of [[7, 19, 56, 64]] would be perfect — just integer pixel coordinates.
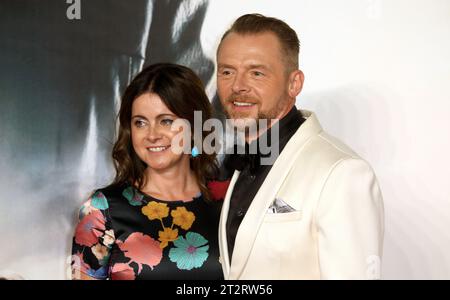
[[71, 190, 115, 280], [315, 158, 384, 279]]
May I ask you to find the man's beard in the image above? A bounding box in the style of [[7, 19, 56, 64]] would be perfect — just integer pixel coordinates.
[[224, 94, 287, 122], [223, 94, 288, 138]]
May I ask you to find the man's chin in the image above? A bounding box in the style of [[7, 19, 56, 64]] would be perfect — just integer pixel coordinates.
[[225, 117, 258, 133], [226, 109, 255, 120]]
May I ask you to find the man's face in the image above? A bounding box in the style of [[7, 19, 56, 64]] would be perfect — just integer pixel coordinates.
[[217, 32, 292, 122]]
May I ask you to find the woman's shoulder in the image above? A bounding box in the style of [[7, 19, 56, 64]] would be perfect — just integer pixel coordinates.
[[83, 183, 128, 211], [77, 183, 126, 221], [95, 182, 128, 198]]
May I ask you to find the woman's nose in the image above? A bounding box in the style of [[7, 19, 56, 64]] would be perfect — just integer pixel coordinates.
[[146, 125, 163, 142]]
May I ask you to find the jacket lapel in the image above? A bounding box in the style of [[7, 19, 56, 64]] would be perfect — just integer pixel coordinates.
[[219, 170, 240, 279], [227, 110, 323, 279]]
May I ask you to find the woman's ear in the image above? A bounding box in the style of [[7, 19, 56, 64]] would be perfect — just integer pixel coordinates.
[[288, 70, 305, 98]]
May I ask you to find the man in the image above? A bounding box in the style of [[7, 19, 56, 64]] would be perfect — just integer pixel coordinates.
[[216, 14, 384, 279]]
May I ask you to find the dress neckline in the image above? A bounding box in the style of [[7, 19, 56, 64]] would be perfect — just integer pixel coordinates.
[[138, 188, 202, 204]]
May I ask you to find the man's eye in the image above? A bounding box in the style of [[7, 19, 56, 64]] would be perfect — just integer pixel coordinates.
[[134, 120, 146, 128], [221, 70, 232, 76], [252, 71, 264, 77], [161, 119, 174, 126]]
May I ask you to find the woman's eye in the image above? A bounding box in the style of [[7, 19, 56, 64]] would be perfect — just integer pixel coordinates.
[[134, 120, 147, 128], [161, 119, 174, 126]]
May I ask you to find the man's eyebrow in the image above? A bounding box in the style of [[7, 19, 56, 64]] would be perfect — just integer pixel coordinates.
[[248, 64, 269, 70], [217, 63, 269, 70], [217, 63, 234, 69]]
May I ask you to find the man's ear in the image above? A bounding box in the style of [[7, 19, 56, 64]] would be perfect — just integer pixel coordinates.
[[288, 70, 304, 98]]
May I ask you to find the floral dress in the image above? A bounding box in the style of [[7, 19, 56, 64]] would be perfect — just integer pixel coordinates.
[[71, 183, 225, 280]]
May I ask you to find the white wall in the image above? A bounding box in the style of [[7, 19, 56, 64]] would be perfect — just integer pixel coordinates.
[[201, 0, 450, 279]]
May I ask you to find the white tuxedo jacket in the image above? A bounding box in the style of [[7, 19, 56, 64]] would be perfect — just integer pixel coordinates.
[[219, 110, 384, 279]]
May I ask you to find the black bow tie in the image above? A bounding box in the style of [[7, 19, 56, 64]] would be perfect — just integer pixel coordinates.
[[225, 144, 262, 173]]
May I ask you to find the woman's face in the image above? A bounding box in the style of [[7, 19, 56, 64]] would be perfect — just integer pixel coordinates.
[[131, 92, 188, 172]]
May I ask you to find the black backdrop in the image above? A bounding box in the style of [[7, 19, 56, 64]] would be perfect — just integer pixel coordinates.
[[0, 0, 216, 279]]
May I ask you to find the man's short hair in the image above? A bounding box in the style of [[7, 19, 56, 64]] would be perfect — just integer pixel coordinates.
[[218, 13, 300, 73]]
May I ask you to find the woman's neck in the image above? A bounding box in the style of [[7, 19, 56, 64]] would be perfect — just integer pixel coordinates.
[[141, 161, 199, 201]]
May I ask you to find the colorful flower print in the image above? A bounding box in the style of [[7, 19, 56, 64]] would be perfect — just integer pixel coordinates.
[[110, 263, 135, 280], [171, 206, 195, 230], [169, 232, 209, 270], [86, 265, 108, 280], [91, 191, 109, 210], [158, 227, 179, 249], [117, 232, 163, 273], [71, 252, 91, 278], [79, 200, 94, 219], [75, 210, 106, 247], [122, 186, 144, 206], [91, 243, 109, 266], [73, 251, 108, 280], [142, 201, 169, 221], [102, 229, 115, 248]]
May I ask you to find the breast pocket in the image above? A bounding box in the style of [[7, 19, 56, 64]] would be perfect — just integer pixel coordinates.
[[263, 210, 302, 223], [257, 210, 303, 259]]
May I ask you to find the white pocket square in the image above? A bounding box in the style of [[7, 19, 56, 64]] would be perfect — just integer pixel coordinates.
[[267, 198, 296, 214]]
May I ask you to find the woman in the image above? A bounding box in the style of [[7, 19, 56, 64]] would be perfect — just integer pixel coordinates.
[[71, 63, 224, 280]]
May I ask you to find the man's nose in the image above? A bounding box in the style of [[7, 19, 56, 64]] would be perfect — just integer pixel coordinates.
[[231, 73, 250, 94]]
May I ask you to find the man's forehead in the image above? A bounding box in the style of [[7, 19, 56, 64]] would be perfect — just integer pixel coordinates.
[[218, 32, 283, 57]]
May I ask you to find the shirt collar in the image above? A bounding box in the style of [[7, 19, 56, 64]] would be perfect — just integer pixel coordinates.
[[225, 106, 304, 172]]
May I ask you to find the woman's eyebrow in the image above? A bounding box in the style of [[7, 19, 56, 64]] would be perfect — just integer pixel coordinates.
[[131, 115, 148, 120], [131, 113, 176, 120], [156, 113, 176, 118]]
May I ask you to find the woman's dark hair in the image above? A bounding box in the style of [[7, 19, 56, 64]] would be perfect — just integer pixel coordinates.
[[111, 63, 218, 200]]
